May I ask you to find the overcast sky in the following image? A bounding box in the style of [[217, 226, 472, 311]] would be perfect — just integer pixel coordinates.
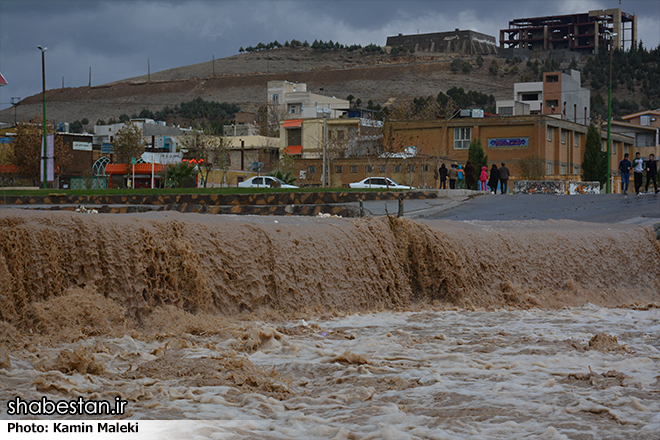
[[1, 0, 659, 111]]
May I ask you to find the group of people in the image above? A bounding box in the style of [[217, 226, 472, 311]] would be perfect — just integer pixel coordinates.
[[439, 161, 510, 194], [618, 152, 658, 195]]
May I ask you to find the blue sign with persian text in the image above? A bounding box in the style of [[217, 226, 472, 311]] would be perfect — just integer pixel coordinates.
[[487, 137, 529, 148]]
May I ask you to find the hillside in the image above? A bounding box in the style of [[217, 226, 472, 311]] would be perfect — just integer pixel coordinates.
[[0, 47, 647, 127]]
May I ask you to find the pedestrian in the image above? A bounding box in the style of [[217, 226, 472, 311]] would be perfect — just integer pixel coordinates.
[[439, 163, 448, 189], [448, 164, 458, 189], [499, 162, 510, 194], [645, 153, 658, 194], [464, 161, 475, 190], [457, 165, 464, 189], [618, 153, 632, 194], [633, 152, 644, 195], [479, 166, 488, 191], [488, 164, 499, 194]]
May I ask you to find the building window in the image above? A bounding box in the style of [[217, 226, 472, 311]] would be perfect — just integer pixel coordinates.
[[640, 115, 650, 126], [521, 93, 538, 101], [546, 163, 553, 175], [546, 100, 559, 109], [366, 165, 373, 173], [394, 165, 401, 173], [271, 94, 279, 104], [546, 75, 559, 82], [454, 127, 471, 149], [350, 165, 358, 173], [421, 164, 429, 172], [379, 165, 386, 173], [335, 165, 343, 173], [287, 128, 301, 146], [574, 133, 579, 147], [561, 165, 566, 175], [407, 164, 415, 172], [308, 165, 316, 174], [499, 107, 513, 116], [547, 127, 552, 141], [574, 166, 579, 174], [561, 130, 566, 144], [288, 104, 297, 114]]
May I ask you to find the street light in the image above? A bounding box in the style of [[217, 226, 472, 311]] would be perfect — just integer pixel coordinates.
[[605, 31, 617, 194], [38, 45, 47, 189]]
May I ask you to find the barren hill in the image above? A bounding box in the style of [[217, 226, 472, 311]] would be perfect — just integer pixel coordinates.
[[0, 47, 617, 127]]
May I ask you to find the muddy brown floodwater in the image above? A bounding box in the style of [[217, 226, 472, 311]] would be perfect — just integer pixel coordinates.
[[0, 210, 659, 439]]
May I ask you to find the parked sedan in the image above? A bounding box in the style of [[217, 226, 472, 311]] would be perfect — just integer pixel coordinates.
[[348, 177, 415, 190], [238, 176, 298, 188]]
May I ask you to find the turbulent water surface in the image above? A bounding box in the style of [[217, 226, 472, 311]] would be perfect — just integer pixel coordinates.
[[0, 210, 659, 439]]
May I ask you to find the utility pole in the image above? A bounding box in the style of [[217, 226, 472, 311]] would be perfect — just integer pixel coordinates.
[[38, 45, 47, 189], [605, 30, 617, 194], [11, 97, 20, 125], [89, 67, 91, 87], [148, 58, 150, 82]]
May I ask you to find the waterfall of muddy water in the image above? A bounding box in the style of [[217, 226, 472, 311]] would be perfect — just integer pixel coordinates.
[[0, 210, 659, 438]]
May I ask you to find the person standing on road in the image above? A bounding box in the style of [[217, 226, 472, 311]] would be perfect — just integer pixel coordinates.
[[457, 165, 464, 189], [499, 163, 510, 194], [438, 163, 448, 189], [619, 153, 632, 194], [464, 161, 475, 190], [479, 166, 488, 191], [488, 164, 499, 194], [448, 164, 458, 189], [645, 153, 658, 194], [633, 152, 644, 194]]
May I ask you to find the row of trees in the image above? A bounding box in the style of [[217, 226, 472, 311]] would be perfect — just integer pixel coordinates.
[[239, 39, 385, 54]]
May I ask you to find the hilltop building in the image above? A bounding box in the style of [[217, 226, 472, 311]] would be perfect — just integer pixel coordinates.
[[386, 29, 498, 55], [500, 8, 637, 54]]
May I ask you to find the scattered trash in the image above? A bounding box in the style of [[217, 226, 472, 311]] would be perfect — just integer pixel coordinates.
[[319, 332, 328, 337], [75, 205, 98, 214], [301, 319, 308, 327], [316, 213, 342, 218]]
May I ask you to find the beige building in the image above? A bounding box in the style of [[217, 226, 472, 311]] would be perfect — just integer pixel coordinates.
[[268, 81, 349, 120]]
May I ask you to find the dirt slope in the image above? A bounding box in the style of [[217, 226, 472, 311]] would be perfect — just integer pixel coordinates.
[[0, 48, 521, 125]]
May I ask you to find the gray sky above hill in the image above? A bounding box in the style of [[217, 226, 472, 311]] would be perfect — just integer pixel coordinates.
[[1, 0, 659, 112]]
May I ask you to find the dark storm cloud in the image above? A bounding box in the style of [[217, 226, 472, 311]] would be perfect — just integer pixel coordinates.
[[1, 0, 659, 112]]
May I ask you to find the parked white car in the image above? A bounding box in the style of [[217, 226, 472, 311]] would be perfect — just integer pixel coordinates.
[[348, 177, 415, 190], [238, 176, 298, 188]]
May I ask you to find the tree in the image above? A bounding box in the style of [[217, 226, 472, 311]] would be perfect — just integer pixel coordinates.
[[518, 154, 546, 180], [256, 101, 286, 138], [467, 138, 488, 174], [163, 162, 198, 188], [582, 124, 607, 185], [178, 128, 228, 188], [112, 121, 146, 172], [11, 118, 72, 185]]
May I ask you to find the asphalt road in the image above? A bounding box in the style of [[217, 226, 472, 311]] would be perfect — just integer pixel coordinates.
[[364, 192, 660, 226]]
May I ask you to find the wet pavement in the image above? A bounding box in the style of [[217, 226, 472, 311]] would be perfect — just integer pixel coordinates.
[[361, 191, 660, 227]]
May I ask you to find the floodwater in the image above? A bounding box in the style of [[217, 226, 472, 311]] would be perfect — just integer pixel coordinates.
[[0, 210, 659, 439]]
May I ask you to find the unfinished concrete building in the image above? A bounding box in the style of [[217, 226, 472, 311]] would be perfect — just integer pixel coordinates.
[[386, 29, 498, 55], [500, 8, 637, 54]]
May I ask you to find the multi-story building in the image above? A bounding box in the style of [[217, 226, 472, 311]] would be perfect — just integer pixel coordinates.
[[386, 29, 498, 55], [268, 81, 349, 120], [500, 8, 637, 53], [383, 113, 633, 184], [497, 69, 590, 124], [607, 110, 660, 159]]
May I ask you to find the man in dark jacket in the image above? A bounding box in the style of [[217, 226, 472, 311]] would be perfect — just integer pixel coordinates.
[[499, 163, 510, 194], [438, 163, 448, 189], [464, 161, 475, 190], [488, 164, 499, 194], [645, 153, 658, 194], [618, 153, 632, 195]]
